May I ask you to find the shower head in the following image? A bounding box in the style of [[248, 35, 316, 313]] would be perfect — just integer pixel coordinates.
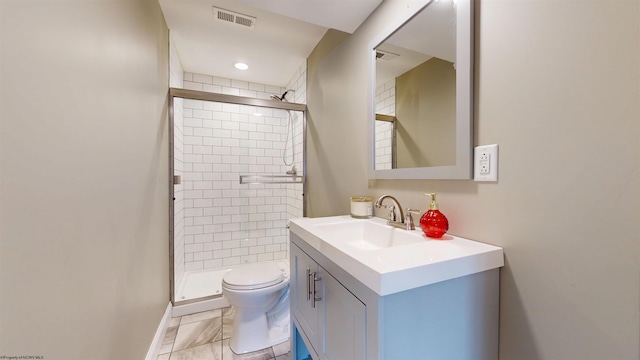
[[270, 89, 295, 102]]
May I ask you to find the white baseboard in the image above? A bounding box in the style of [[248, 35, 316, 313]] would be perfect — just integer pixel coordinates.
[[145, 302, 172, 360]]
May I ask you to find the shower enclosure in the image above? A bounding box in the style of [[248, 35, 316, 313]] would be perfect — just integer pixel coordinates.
[[168, 87, 306, 308]]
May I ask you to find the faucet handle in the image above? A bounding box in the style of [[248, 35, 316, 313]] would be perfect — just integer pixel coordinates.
[[405, 209, 421, 230]]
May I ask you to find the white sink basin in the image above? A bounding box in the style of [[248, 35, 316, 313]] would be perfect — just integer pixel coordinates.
[[289, 215, 504, 296], [315, 220, 422, 250]]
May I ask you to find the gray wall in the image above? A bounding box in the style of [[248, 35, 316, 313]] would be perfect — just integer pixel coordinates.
[[307, 0, 640, 359], [0, 1, 170, 359]]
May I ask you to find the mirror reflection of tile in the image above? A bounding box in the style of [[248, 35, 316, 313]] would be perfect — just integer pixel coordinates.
[[157, 307, 291, 360]]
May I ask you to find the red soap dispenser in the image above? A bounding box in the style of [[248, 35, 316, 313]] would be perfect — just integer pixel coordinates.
[[420, 193, 449, 239]]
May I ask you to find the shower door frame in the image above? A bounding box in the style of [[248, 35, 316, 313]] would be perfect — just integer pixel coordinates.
[[168, 87, 308, 306]]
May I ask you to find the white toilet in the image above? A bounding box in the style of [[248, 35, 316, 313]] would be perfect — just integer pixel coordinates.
[[222, 260, 290, 354]]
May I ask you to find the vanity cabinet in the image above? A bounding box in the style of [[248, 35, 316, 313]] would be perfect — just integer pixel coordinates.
[[291, 242, 366, 360], [289, 229, 501, 360]]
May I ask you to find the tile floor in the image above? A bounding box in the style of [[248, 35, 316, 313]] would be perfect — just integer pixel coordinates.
[[157, 307, 291, 360]]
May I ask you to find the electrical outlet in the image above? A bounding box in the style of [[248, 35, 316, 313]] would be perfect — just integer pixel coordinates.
[[474, 144, 498, 182]]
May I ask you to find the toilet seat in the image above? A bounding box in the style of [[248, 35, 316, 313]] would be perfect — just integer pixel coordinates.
[[223, 262, 285, 290]]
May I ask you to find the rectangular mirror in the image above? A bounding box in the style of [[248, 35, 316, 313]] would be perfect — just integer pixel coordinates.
[[369, 0, 474, 180]]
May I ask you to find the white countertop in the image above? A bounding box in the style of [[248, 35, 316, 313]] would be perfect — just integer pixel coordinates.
[[289, 215, 504, 296]]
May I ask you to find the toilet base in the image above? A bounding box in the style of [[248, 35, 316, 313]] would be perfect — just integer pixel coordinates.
[[229, 309, 290, 354]]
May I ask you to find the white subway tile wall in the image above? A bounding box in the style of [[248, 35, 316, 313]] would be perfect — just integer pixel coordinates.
[[375, 78, 395, 170], [181, 67, 305, 272], [170, 36, 186, 290]]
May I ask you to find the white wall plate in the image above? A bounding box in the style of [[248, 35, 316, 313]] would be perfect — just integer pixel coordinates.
[[474, 144, 498, 182]]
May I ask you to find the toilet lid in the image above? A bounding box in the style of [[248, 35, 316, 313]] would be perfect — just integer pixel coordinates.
[[222, 262, 284, 290]]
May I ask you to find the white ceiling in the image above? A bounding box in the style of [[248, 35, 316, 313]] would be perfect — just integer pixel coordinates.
[[159, 0, 383, 87], [376, 0, 456, 85]]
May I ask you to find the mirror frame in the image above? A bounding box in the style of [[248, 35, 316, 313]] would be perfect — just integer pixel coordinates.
[[368, 0, 474, 180]]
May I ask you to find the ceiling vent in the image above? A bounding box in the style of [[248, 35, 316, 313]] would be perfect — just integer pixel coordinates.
[[376, 50, 399, 61], [212, 7, 256, 29]]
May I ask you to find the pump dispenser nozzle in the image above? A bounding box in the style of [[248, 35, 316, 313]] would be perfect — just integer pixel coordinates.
[[425, 193, 439, 210]]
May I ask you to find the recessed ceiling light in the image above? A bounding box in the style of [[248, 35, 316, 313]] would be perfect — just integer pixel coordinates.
[[235, 62, 249, 70]]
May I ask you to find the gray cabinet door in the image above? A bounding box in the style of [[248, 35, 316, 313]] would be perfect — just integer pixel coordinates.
[[319, 267, 366, 360], [291, 244, 321, 351]]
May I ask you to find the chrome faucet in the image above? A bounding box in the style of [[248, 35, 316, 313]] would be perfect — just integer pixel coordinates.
[[374, 194, 404, 223], [374, 195, 419, 230]]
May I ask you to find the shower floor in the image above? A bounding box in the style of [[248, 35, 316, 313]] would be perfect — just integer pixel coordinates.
[[176, 267, 232, 302]]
